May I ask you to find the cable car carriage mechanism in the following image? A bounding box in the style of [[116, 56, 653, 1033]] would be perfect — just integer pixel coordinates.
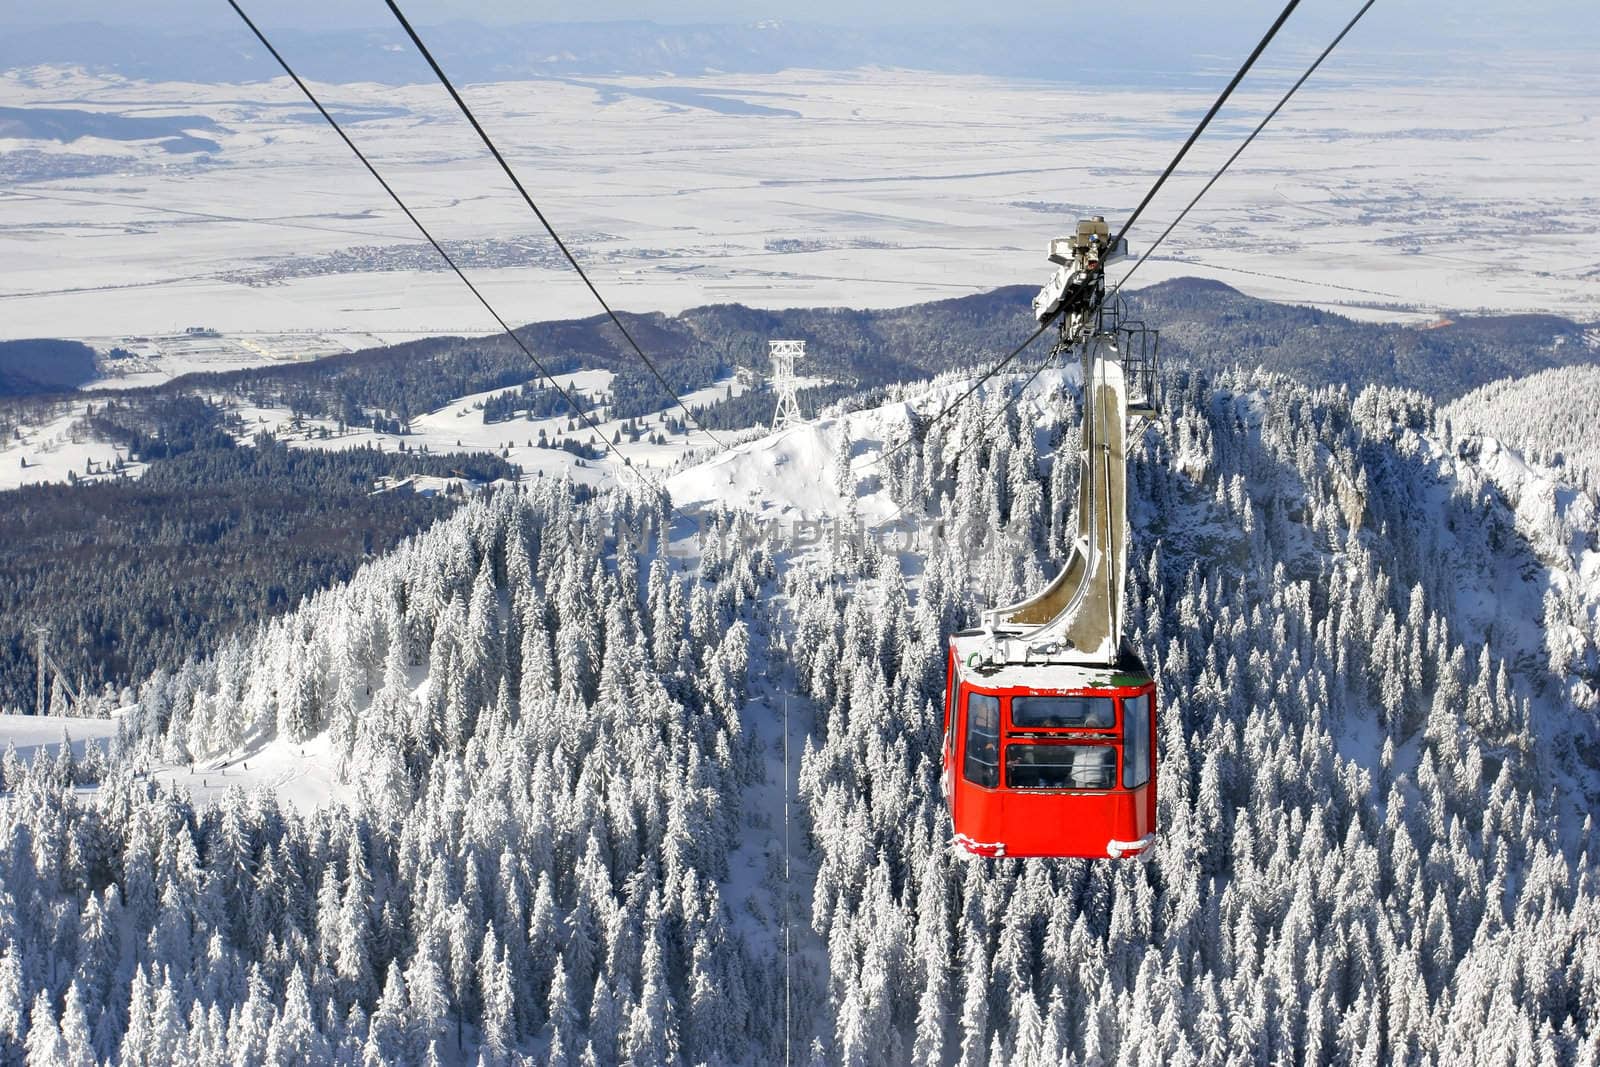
[[943, 218, 1162, 860]]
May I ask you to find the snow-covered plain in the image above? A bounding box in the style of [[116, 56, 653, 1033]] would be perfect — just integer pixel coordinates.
[[2, 58, 1596, 376]]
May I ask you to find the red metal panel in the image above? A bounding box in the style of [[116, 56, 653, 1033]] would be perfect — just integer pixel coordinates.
[[945, 650, 1157, 860]]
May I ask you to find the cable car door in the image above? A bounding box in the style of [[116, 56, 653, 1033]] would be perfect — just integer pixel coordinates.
[[941, 651, 957, 806]]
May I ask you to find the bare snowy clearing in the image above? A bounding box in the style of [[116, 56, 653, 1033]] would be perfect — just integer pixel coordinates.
[[234, 368, 757, 487], [0, 715, 351, 814], [141, 727, 355, 814], [0, 713, 117, 763], [75, 328, 430, 390], [0, 366, 754, 490], [0, 403, 144, 491]]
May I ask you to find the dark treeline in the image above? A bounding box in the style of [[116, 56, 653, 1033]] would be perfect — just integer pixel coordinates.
[[157, 282, 1600, 427], [0, 439, 519, 713], [82, 394, 241, 460], [73, 290, 1043, 435], [477, 381, 593, 424], [1131, 279, 1598, 402], [0, 338, 97, 397], [9, 281, 1591, 437], [174, 315, 729, 431]]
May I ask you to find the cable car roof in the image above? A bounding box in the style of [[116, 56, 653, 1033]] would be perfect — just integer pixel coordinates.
[[949, 633, 1150, 692]]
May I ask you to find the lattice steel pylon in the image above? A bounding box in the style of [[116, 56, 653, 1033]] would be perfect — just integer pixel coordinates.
[[768, 339, 807, 433], [34, 627, 46, 719], [32, 626, 80, 716]]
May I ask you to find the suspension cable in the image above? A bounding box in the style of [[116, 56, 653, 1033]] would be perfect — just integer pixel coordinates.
[[1104, 0, 1302, 257], [872, 0, 1305, 467], [382, 0, 730, 451], [980, 0, 1375, 444], [224, 0, 669, 503], [1016, 1, 1378, 421], [1107, 0, 1378, 302]]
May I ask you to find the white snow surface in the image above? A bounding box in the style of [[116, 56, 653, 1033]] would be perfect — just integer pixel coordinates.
[[236, 368, 755, 488], [0, 403, 145, 491], [0, 714, 351, 814], [143, 730, 355, 814], [0, 713, 118, 763], [667, 367, 1078, 526], [1, 60, 1597, 362], [0, 367, 754, 491]]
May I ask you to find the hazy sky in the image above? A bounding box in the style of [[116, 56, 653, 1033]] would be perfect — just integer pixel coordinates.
[[1, 0, 1594, 41]]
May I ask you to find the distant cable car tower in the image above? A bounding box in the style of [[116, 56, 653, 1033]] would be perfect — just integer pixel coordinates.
[[32, 626, 81, 717], [769, 339, 807, 432]]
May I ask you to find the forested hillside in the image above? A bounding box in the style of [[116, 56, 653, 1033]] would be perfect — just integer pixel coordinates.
[[0, 439, 518, 713], [1, 481, 779, 1065], [1444, 364, 1600, 494], [0, 339, 96, 396], [1128, 280, 1598, 402], [38, 281, 1590, 436], [790, 369, 1599, 1063], [161, 288, 1043, 433], [1, 358, 1596, 1063]]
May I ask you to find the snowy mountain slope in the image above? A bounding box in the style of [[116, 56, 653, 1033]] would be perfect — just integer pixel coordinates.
[[1444, 363, 1600, 495], [0, 713, 117, 766], [0, 481, 802, 1065], [769, 366, 1600, 1062], [2, 357, 1599, 1063], [666, 367, 1080, 529]]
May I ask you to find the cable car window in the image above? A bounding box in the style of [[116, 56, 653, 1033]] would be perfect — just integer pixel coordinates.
[[1011, 695, 1114, 729], [1005, 744, 1116, 790], [1122, 695, 1151, 789], [962, 693, 1000, 788]]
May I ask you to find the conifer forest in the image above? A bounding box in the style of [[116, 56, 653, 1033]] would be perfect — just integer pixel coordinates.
[[2, 359, 1597, 1064]]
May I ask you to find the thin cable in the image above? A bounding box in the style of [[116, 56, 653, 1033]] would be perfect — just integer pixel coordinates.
[[883, 0, 1370, 474], [382, 0, 730, 451], [1104, 0, 1301, 256], [992, 2, 1378, 450], [877, 0, 1365, 531], [1108, 0, 1378, 300], [875, 321, 1051, 467], [874, 0, 1303, 468], [224, 0, 665, 502]]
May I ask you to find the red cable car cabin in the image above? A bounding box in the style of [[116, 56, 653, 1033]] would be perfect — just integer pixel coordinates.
[[943, 632, 1156, 860], [938, 219, 1163, 860]]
